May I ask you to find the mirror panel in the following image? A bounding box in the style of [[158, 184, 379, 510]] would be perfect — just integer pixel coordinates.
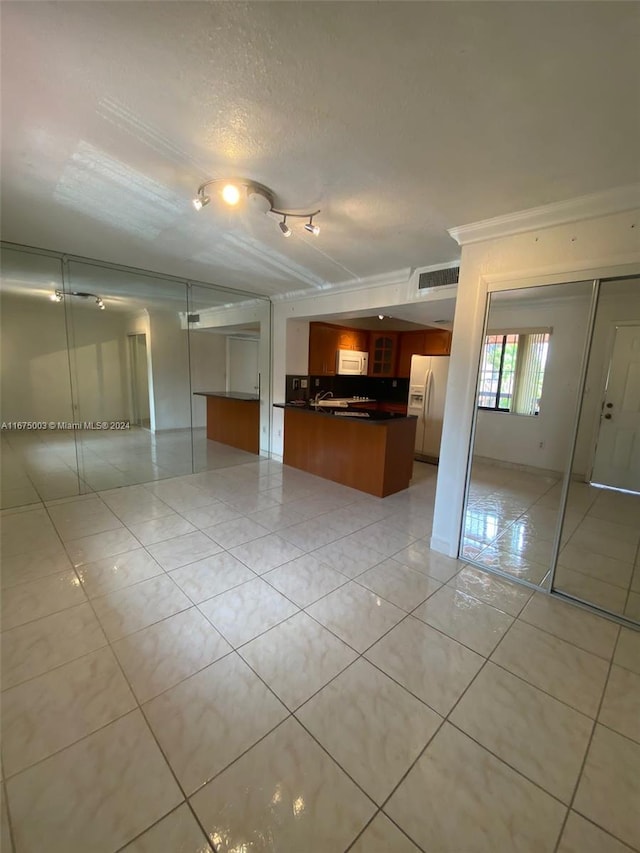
[[553, 277, 640, 622], [66, 261, 194, 490], [187, 283, 270, 473], [0, 247, 81, 507], [462, 281, 594, 587]]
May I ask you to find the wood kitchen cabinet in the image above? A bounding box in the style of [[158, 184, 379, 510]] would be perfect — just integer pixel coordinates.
[[396, 329, 452, 377], [424, 329, 452, 355], [309, 323, 369, 375], [397, 331, 427, 378], [368, 332, 398, 376]]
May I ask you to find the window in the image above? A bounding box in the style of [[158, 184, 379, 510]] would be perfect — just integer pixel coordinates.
[[478, 331, 550, 415]]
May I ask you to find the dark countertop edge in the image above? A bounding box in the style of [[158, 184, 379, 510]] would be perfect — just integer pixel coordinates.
[[273, 403, 416, 424], [194, 392, 259, 401]]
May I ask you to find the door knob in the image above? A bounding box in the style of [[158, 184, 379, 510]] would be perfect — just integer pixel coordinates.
[[604, 413, 612, 419]]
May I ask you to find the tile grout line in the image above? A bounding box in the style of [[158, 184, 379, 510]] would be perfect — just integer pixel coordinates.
[[551, 621, 623, 853]]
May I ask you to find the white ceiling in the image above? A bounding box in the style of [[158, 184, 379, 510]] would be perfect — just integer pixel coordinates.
[[1, 2, 638, 298]]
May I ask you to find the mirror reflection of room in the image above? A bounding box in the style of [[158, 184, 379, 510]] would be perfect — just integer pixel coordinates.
[[554, 278, 640, 621], [461, 281, 594, 588], [0, 247, 272, 508]]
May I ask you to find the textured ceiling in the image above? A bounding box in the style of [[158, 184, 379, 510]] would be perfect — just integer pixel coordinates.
[[1, 2, 638, 297]]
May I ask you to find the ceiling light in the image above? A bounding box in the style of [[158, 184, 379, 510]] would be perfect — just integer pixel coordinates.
[[193, 177, 321, 237], [304, 217, 320, 236], [378, 314, 385, 320], [192, 195, 210, 211], [49, 290, 105, 309], [221, 184, 241, 205], [279, 217, 292, 237]]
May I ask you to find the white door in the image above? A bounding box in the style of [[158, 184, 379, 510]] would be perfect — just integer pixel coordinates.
[[591, 324, 640, 492], [228, 337, 259, 395]]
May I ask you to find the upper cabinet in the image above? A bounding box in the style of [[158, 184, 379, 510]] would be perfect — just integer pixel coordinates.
[[369, 332, 398, 376], [396, 329, 452, 377], [424, 329, 452, 356], [309, 323, 369, 375], [309, 322, 451, 378]]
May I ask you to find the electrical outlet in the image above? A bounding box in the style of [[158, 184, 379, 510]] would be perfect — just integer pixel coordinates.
[[293, 378, 300, 390], [392, 380, 397, 388], [277, 429, 282, 438], [301, 379, 308, 388], [315, 378, 320, 387], [539, 441, 545, 449]]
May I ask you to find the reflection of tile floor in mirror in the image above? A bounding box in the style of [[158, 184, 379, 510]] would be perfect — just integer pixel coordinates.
[[2, 459, 639, 852], [462, 461, 640, 620], [0, 428, 260, 509]]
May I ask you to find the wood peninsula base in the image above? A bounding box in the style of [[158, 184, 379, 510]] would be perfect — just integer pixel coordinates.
[[281, 406, 417, 498], [195, 392, 260, 454]]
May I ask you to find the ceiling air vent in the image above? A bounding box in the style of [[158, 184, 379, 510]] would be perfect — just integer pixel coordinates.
[[187, 313, 200, 323], [418, 266, 459, 290]]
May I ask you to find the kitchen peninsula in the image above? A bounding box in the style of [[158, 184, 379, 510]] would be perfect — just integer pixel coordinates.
[[194, 392, 259, 454], [275, 403, 417, 497]]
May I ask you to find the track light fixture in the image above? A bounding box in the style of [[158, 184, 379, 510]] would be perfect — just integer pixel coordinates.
[[193, 178, 321, 237], [49, 290, 106, 310], [279, 216, 292, 237]]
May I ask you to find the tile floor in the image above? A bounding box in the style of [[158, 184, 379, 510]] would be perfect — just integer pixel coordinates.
[[0, 428, 258, 509], [463, 460, 640, 621], [1, 459, 639, 852]]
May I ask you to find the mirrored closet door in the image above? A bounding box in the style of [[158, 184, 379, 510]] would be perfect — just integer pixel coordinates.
[[460, 275, 640, 626], [553, 277, 640, 622]]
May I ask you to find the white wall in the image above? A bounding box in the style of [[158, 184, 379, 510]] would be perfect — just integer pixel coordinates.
[[473, 294, 591, 473], [146, 310, 192, 430], [189, 330, 226, 428], [0, 293, 132, 423], [1, 294, 73, 422], [432, 207, 640, 557], [286, 319, 310, 374], [68, 306, 130, 422]]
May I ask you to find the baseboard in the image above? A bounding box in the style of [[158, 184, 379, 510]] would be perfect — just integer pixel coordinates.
[[430, 534, 456, 557]]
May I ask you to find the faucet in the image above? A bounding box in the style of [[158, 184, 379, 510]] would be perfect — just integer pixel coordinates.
[[313, 390, 333, 404]]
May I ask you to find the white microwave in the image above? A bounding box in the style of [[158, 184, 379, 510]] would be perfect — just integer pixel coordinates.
[[337, 349, 369, 375]]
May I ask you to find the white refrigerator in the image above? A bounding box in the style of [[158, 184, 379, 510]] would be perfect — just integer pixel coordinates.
[[407, 355, 450, 461]]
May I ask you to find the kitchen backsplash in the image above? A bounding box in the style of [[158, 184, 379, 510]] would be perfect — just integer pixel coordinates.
[[285, 374, 410, 403]]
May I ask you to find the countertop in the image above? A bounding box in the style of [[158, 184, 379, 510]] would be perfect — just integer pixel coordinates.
[[194, 391, 259, 401], [274, 403, 415, 423]]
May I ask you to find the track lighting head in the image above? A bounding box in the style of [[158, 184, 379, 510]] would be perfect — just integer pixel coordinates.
[[221, 184, 241, 206], [50, 291, 63, 302], [192, 195, 210, 211], [96, 298, 105, 310], [304, 217, 320, 236], [279, 217, 292, 237]]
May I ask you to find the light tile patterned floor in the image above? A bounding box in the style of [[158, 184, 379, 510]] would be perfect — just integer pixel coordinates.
[[1, 459, 639, 852]]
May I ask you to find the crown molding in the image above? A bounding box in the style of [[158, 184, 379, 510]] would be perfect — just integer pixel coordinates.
[[448, 184, 640, 247]]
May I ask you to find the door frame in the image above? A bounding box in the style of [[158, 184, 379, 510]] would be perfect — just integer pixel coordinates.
[[586, 319, 640, 485]]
